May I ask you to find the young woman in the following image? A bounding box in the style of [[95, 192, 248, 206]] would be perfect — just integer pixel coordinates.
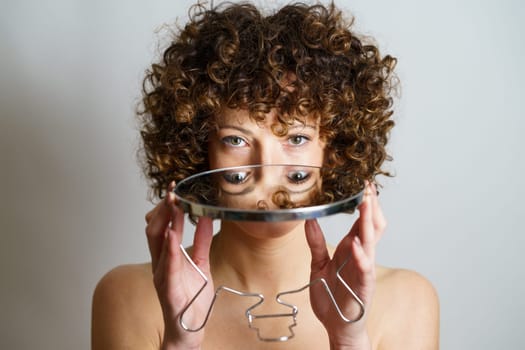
[[92, 2, 439, 349]]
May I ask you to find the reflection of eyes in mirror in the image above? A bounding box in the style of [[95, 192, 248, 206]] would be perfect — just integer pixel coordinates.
[[218, 170, 254, 196], [215, 166, 321, 210], [223, 169, 312, 186], [174, 164, 365, 219], [287, 170, 310, 184], [223, 171, 251, 185]]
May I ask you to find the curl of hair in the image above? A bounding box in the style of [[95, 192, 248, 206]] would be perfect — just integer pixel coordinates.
[[138, 1, 398, 200]]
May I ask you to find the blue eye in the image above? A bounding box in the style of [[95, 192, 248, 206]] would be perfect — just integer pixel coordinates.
[[288, 135, 309, 146], [223, 171, 250, 184], [222, 136, 246, 147], [287, 170, 310, 183]]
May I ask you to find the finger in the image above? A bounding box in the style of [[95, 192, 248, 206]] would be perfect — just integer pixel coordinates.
[[146, 181, 176, 225], [305, 219, 331, 273], [146, 221, 167, 273], [191, 217, 214, 271], [351, 235, 374, 274], [145, 208, 154, 224], [147, 182, 176, 271], [370, 183, 387, 243], [350, 235, 376, 304], [358, 183, 375, 258], [155, 227, 184, 290], [153, 227, 170, 285], [165, 228, 185, 279], [169, 191, 185, 243], [331, 228, 357, 268], [341, 183, 372, 244]]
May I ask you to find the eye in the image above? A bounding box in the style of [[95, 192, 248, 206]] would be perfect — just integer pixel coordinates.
[[288, 135, 309, 146], [222, 136, 247, 147], [223, 171, 250, 184], [287, 170, 311, 184]]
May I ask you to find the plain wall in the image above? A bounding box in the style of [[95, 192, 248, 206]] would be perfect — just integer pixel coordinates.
[[1, 0, 523, 348]]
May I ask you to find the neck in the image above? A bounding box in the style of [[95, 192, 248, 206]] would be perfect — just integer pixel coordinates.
[[210, 220, 312, 294]]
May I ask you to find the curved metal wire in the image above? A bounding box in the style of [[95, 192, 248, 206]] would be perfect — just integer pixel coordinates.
[[276, 256, 365, 324], [178, 245, 265, 332], [178, 245, 365, 342]]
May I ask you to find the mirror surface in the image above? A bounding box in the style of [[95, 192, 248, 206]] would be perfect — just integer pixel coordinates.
[[174, 164, 364, 221]]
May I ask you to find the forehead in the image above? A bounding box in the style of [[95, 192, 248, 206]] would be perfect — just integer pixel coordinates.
[[215, 108, 251, 124], [216, 108, 318, 128]]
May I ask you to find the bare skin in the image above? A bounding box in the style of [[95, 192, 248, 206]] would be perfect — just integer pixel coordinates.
[[92, 240, 439, 349], [92, 110, 439, 349]]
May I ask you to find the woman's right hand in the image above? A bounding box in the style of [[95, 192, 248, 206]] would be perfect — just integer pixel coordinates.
[[145, 182, 215, 350]]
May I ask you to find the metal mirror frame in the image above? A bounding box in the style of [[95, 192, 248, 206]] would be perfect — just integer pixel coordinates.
[[173, 164, 364, 222]]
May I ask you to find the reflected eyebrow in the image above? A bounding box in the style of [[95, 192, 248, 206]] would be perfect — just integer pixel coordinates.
[[222, 182, 316, 197], [287, 180, 318, 194], [221, 185, 255, 196]]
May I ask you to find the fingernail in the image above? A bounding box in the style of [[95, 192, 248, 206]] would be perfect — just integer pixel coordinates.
[[305, 219, 318, 234], [370, 183, 376, 196], [366, 182, 373, 196]]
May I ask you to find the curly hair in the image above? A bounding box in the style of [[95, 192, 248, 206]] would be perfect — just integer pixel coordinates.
[[138, 1, 397, 200]]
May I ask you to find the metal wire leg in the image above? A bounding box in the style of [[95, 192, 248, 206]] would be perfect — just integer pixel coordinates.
[[276, 255, 365, 325], [178, 244, 264, 333], [178, 245, 364, 342], [246, 297, 299, 342]]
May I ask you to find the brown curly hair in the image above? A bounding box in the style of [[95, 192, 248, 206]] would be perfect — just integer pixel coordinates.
[[138, 1, 397, 200]]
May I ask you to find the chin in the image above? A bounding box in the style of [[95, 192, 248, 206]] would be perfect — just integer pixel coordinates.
[[225, 220, 304, 239]]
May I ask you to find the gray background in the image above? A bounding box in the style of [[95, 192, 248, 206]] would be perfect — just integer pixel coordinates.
[[1, 0, 523, 348]]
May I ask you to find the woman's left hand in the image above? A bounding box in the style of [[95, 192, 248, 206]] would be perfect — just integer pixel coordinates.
[[305, 183, 385, 349]]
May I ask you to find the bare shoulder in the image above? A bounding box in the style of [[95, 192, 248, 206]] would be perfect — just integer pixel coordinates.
[[376, 266, 439, 304], [373, 266, 440, 349], [92, 263, 162, 350]]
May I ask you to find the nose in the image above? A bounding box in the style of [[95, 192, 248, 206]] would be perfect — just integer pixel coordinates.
[[253, 140, 285, 165]]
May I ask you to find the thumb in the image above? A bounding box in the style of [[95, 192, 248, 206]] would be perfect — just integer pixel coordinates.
[[305, 219, 330, 274]]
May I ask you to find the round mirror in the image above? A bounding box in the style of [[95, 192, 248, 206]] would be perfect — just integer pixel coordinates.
[[174, 164, 364, 221]]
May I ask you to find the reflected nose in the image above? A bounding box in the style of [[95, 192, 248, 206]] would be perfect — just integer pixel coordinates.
[[253, 165, 290, 210], [251, 163, 282, 190]]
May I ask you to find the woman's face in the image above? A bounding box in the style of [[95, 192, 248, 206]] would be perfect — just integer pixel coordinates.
[[208, 108, 325, 208], [207, 108, 326, 236], [209, 108, 325, 170]]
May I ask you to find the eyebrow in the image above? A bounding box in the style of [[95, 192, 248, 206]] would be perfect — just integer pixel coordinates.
[[217, 123, 317, 134], [217, 125, 253, 135]]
